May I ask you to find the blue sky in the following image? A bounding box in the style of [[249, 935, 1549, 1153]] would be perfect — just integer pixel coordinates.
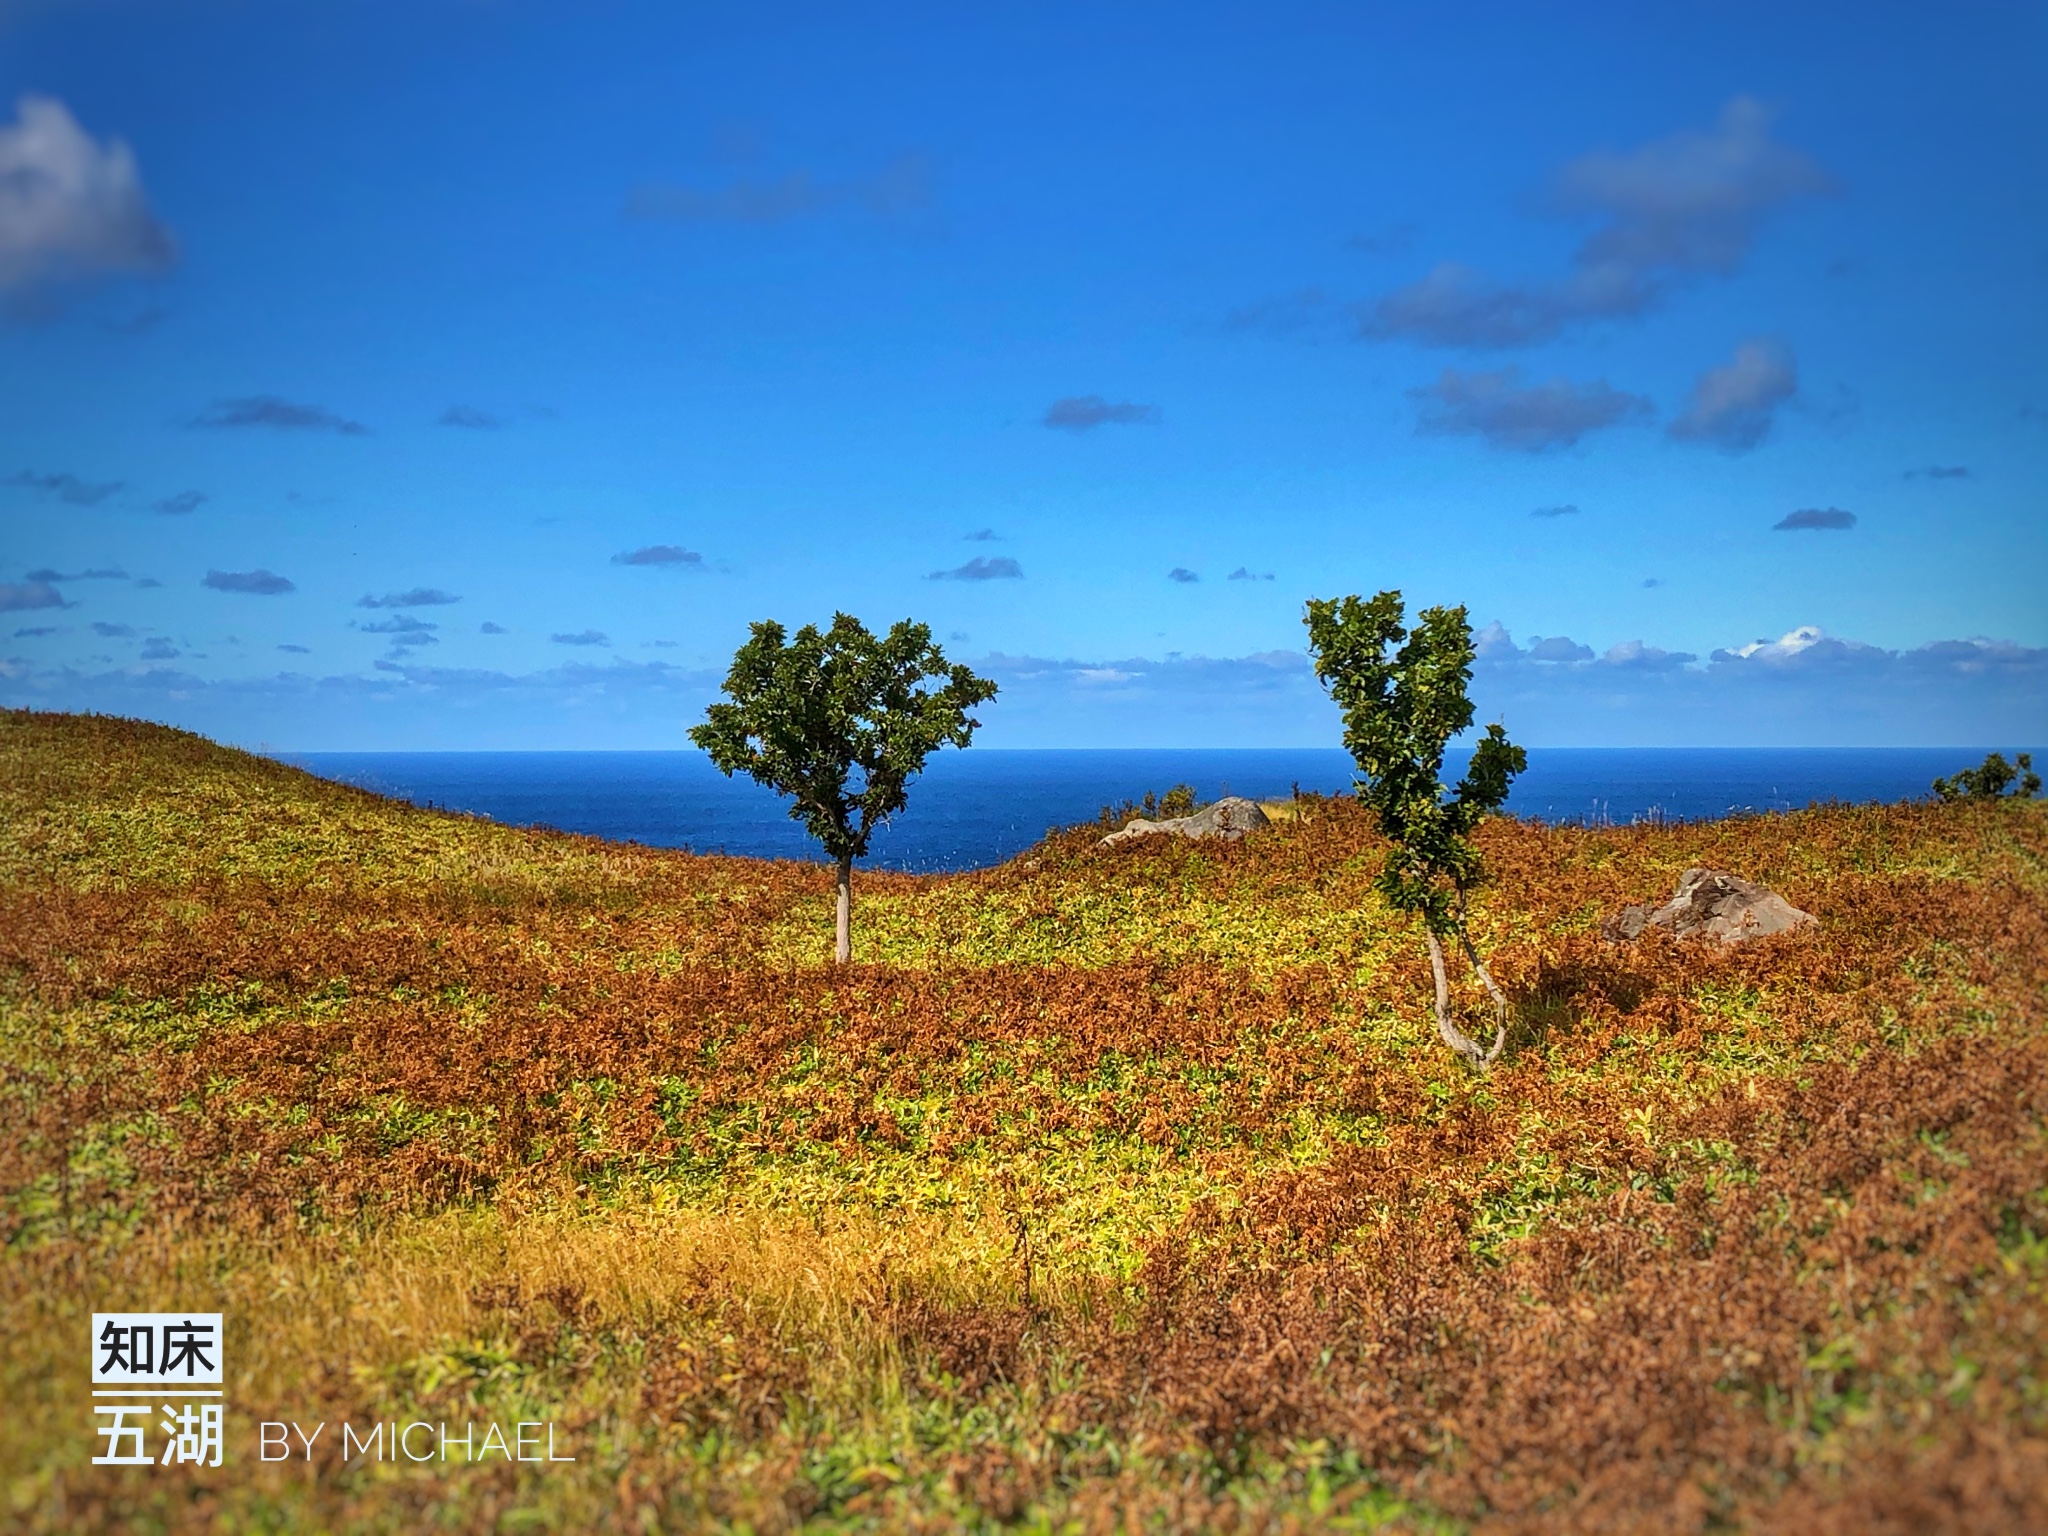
[[1, 0, 2043, 747]]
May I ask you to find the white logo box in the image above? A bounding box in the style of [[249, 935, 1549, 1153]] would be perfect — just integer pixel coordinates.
[[92, 1313, 224, 1385]]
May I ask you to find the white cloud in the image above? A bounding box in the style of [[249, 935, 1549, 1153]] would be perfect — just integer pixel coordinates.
[[1526, 635, 1595, 663], [1599, 639, 1694, 671], [1477, 625, 1696, 670], [1411, 368, 1652, 452], [1555, 98, 1832, 275], [612, 546, 704, 569], [928, 556, 1024, 581], [1364, 99, 1830, 348], [1042, 396, 1158, 432], [0, 96, 175, 293], [1724, 624, 1825, 661], [0, 579, 67, 612], [1775, 507, 1857, 532], [1669, 338, 1798, 452], [6, 469, 124, 504], [1469, 624, 2045, 743]]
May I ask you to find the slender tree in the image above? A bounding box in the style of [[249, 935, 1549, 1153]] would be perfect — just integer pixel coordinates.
[[1304, 591, 1527, 1070], [691, 613, 997, 963]]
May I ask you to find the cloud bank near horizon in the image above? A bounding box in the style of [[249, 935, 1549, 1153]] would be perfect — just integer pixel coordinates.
[[4, 622, 2040, 751]]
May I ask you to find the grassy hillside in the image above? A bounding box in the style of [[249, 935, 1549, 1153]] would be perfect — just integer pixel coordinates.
[[2, 708, 2045, 1532]]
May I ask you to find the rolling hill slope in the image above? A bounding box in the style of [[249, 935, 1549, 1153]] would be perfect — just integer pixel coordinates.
[[3, 709, 2044, 1532]]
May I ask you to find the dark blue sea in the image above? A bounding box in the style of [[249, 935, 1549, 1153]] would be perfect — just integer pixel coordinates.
[[276, 748, 2026, 874]]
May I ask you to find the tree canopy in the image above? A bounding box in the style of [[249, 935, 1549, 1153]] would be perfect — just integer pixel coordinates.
[[690, 613, 996, 962], [1304, 590, 1526, 933], [1933, 750, 2039, 803], [691, 613, 997, 861]]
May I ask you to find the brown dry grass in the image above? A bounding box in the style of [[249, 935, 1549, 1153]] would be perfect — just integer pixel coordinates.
[[1, 709, 2044, 1532]]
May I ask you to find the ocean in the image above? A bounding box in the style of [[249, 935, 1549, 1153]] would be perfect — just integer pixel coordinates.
[[276, 747, 2022, 873]]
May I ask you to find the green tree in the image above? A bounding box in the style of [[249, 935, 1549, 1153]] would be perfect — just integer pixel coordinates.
[[1932, 751, 2040, 803], [690, 613, 997, 963], [1304, 591, 1528, 1070]]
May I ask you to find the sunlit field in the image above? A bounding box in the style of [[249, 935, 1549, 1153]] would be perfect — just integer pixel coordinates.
[[3, 709, 2043, 1533]]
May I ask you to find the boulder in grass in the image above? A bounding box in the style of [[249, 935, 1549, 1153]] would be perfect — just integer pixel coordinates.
[[1099, 796, 1270, 847], [1606, 867, 1816, 944]]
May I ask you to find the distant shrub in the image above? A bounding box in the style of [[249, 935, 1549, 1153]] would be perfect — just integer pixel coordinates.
[[1933, 751, 2040, 803], [1094, 783, 1199, 831]]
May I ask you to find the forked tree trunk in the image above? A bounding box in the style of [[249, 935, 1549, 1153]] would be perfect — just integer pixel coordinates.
[[834, 854, 853, 965], [1424, 928, 1509, 1071], [1457, 925, 1511, 1043]]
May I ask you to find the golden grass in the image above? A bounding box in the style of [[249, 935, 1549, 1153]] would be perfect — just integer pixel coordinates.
[[1, 708, 2044, 1533]]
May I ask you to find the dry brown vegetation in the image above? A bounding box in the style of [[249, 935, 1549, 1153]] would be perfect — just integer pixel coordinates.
[[2, 709, 2044, 1532]]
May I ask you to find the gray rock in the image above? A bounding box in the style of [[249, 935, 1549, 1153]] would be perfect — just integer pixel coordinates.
[[1607, 867, 1816, 944], [1099, 796, 1271, 847]]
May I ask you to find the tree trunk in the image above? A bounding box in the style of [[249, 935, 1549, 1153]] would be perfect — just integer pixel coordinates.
[[1456, 925, 1511, 1063], [834, 854, 853, 965], [1424, 928, 1504, 1071], [1447, 889, 1509, 1068]]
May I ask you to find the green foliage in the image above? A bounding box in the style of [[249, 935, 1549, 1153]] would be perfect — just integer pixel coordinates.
[[690, 613, 998, 861], [1933, 750, 2040, 803], [1302, 591, 1526, 934]]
